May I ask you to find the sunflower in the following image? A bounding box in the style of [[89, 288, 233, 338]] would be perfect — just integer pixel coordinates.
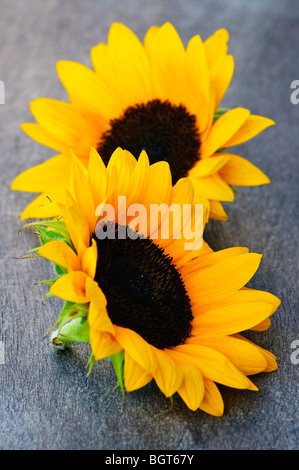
[[26, 147, 280, 415], [12, 22, 274, 221]]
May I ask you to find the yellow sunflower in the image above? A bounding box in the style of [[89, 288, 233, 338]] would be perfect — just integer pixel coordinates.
[[27, 147, 280, 415], [12, 22, 274, 221]]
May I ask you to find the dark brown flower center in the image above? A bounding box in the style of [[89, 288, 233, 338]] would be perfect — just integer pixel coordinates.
[[98, 99, 201, 184], [93, 224, 193, 350]]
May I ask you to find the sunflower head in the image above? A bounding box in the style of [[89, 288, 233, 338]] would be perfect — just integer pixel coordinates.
[[22, 147, 280, 416], [12, 22, 275, 222]]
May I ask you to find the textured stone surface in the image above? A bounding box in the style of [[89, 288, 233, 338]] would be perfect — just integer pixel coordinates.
[[0, 0, 298, 450]]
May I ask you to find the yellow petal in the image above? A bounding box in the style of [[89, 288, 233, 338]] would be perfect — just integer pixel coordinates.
[[208, 200, 229, 221], [255, 346, 278, 372], [191, 302, 273, 336], [88, 147, 109, 207], [223, 115, 275, 148], [201, 108, 250, 158], [39, 240, 81, 272], [59, 201, 90, 258], [189, 173, 234, 201], [143, 25, 159, 49], [29, 98, 99, 154], [90, 330, 122, 361], [177, 363, 205, 411], [238, 288, 280, 314], [153, 348, 183, 398], [81, 239, 98, 279], [19, 185, 68, 220], [105, 23, 153, 104], [126, 150, 150, 204], [50, 271, 88, 303], [167, 239, 212, 271], [70, 151, 95, 233], [88, 301, 114, 335], [185, 253, 262, 304], [186, 34, 209, 98], [204, 28, 230, 71], [181, 246, 249, 276], [56, 60, 121, 121], [250, 318, 272, 331], [234, 334, 278, 373], [188, 335, 268, 375], [163, 225, 212, 271], [144, 22, 187, 103], [107, 147, 136, 198], [185, 34, 210, 130], [11, 154, 72, 193], [91, 42, 118, 87], [209, 54, 234, 109], [174, 344, 257, 390], [193, 287, 280, 321], [156, 177, 195, 249], [92, 32, 150, 109], [85, 276, 107, 308], [21, 122, 72, 154], [114, 326, 157, 373], [199, 379, 224, 416], [188, 154, 229, 178], [171, 176, 195, 205], [107, 146, 137, 173], [124, 352, 153, 392], [219, 154, 270, 186], [142, 161, 172, 215]]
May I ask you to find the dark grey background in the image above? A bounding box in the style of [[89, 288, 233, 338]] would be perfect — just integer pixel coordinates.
[[0, 0, 298, 450]]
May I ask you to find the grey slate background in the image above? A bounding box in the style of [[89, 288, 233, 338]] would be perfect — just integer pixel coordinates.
[[0, 0, 298, 450]]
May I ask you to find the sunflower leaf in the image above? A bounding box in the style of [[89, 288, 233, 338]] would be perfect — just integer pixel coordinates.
[[110, 350, 125, 401]]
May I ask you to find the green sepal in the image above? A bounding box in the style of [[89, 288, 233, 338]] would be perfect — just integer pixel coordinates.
[[86, 353, 96, 378], [53, 263, 67, 276], [35, 278, 59, 287], [21, 220, 73, 247], [46, 300, 89, 339], [41, 291, 54, 304], [57, 301, 89, 331], [213, 107, 229, 123], [15, 253, 40, 260], [35, 226, 67, 246], [25, 247, 40, 254], [109, 350, 125, 401], [32, 225, 74, 275], [50, 317, 90, 349], [231, 186, 242, 195]]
